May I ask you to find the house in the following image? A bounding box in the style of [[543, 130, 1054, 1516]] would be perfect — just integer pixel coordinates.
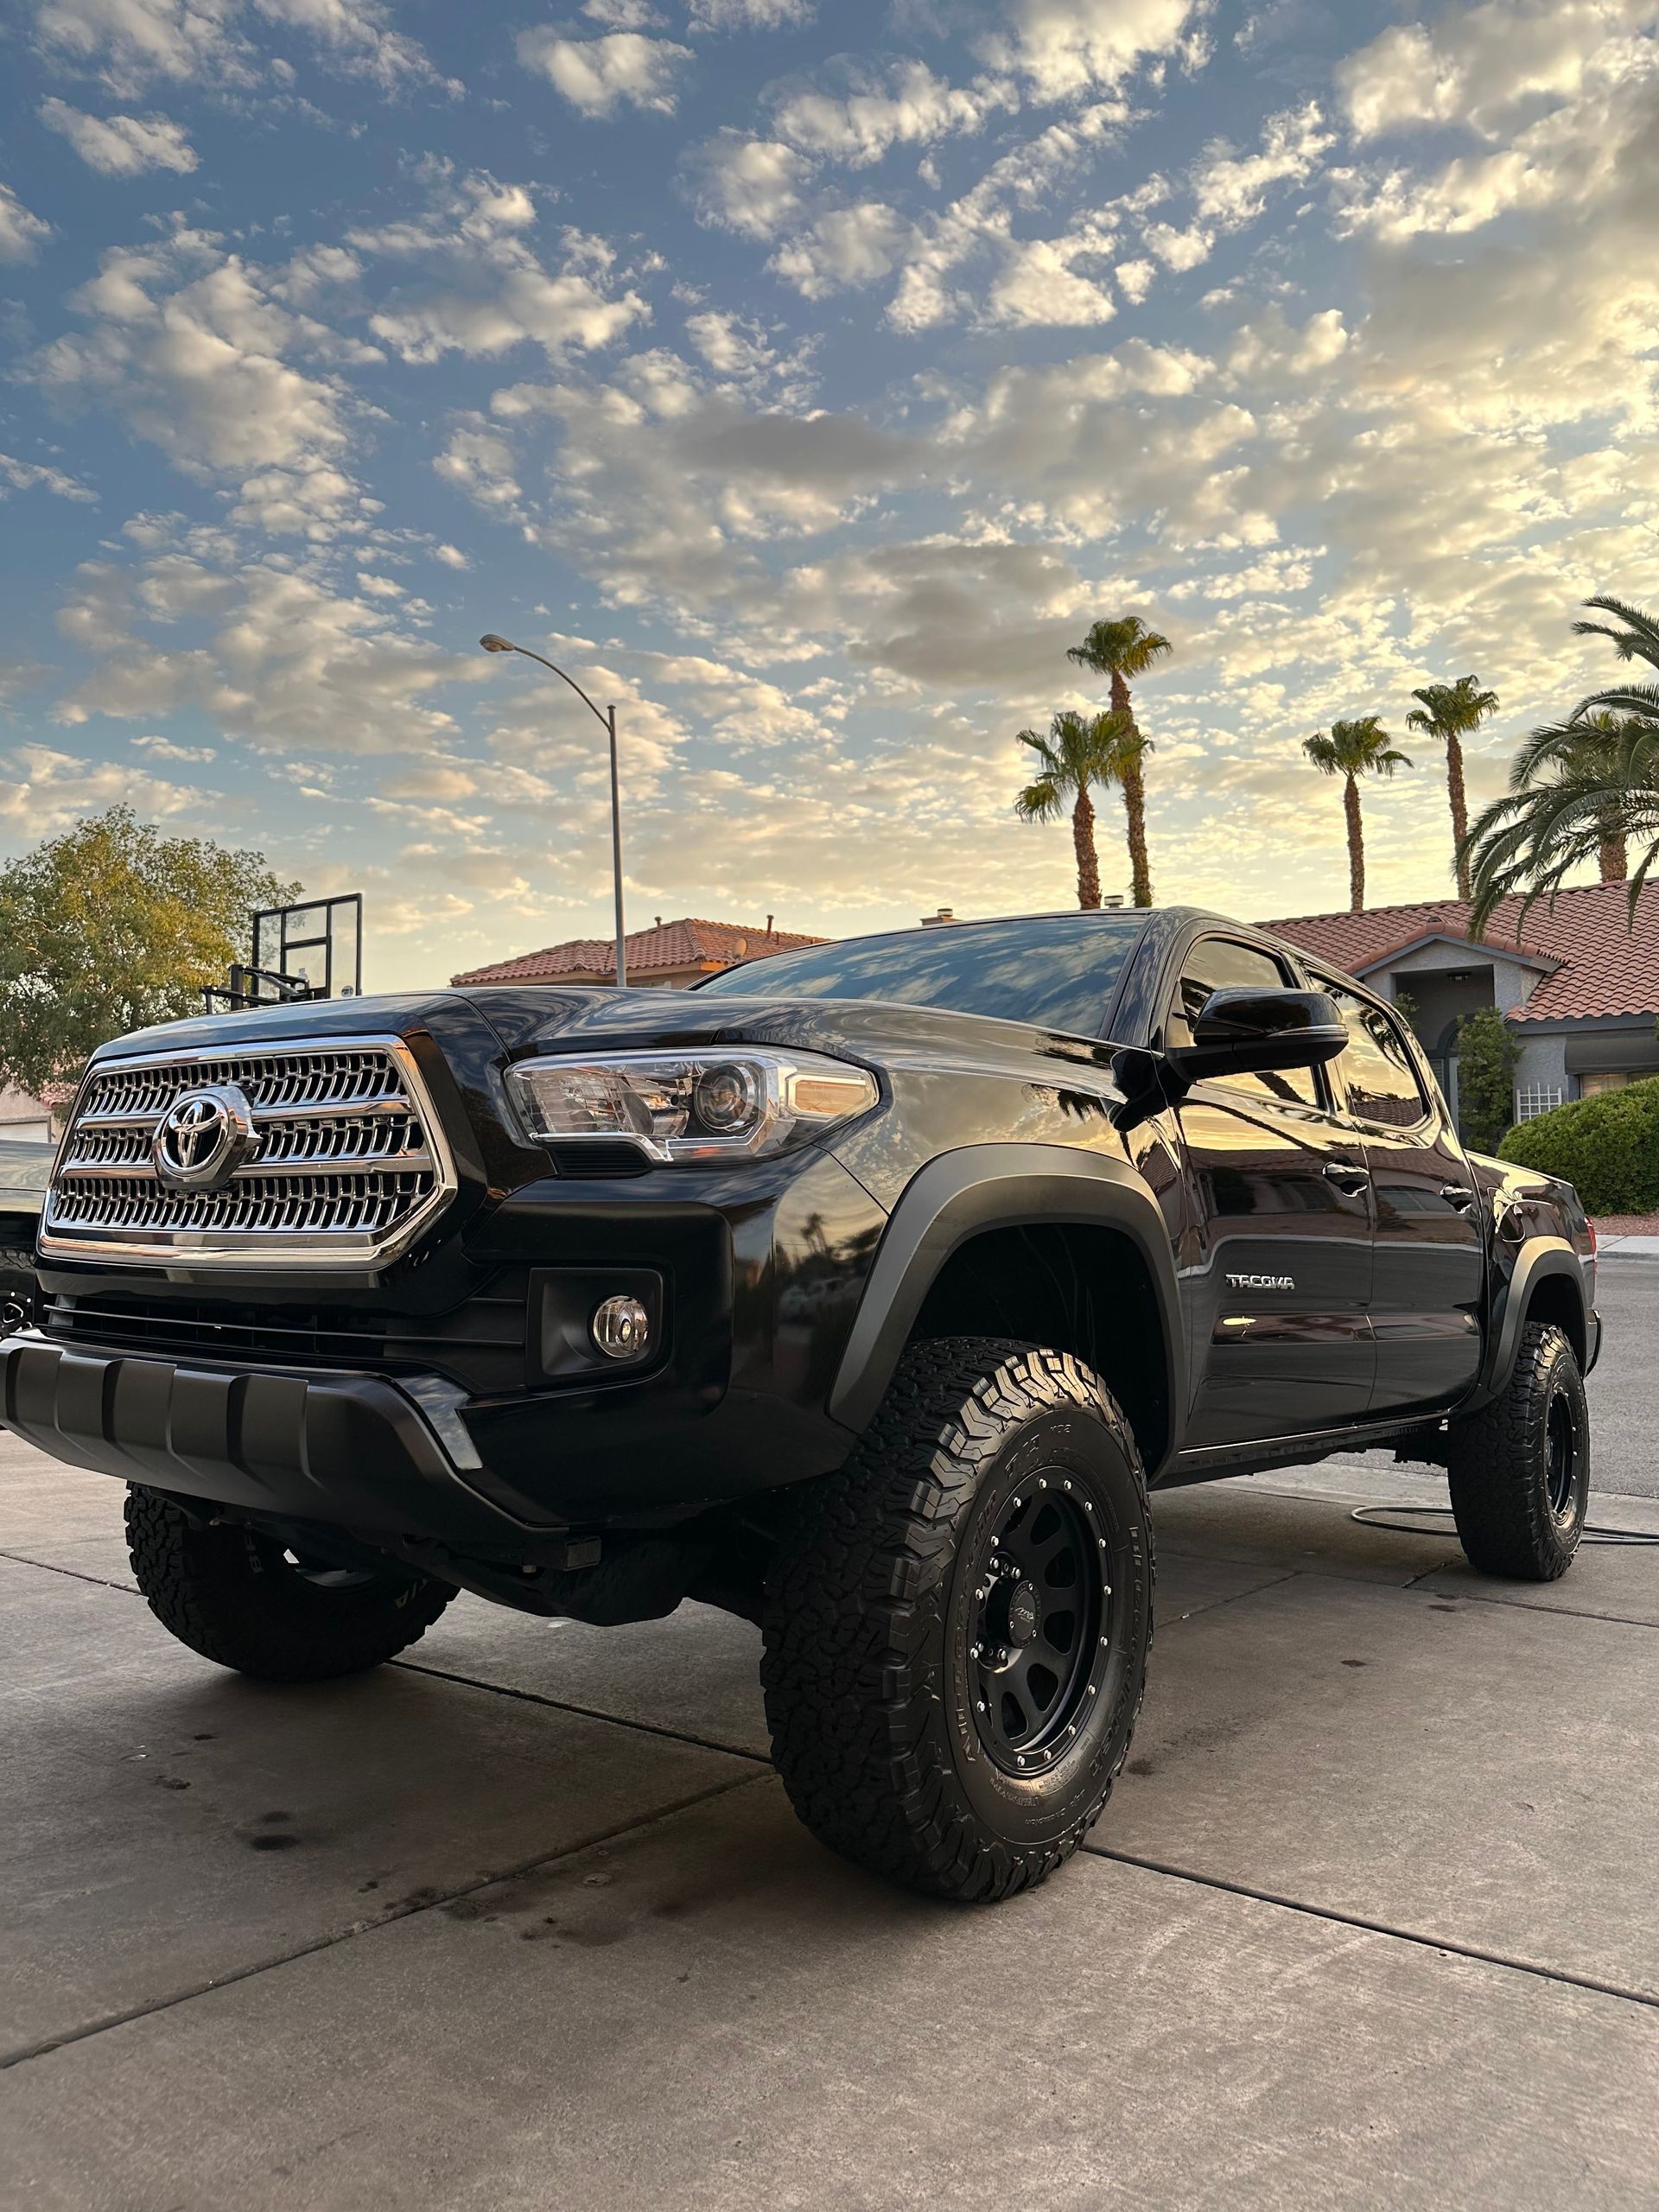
[[451, 915, 828, 991], [1267, 880, 1659, 1124], [0, 1084, 53, 1143]]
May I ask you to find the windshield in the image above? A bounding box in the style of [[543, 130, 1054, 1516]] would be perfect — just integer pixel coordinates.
[[696, 912, 1147, 1037]]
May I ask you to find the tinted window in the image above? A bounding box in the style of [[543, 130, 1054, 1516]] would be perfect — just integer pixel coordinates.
[[1170, 937, 1318, 1105], [695, 914, 1146, 1035], [1325, 984, 1427, 1127]]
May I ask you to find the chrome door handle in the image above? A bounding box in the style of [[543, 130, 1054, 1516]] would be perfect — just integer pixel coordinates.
[[1440, 1184, 1476, 1210], [1322, 1162, 1370, 1192]]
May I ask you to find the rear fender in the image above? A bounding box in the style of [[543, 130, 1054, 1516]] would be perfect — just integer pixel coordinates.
[[1474, 1236, 1592, 1405]]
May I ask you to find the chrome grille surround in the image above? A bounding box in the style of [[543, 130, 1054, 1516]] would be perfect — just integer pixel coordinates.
[[41, 1035, 457, 1271]]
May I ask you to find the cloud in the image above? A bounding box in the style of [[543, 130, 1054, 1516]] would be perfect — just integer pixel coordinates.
[[516, 28, 692, 115], [31, 0, 453, 97], [688, 0, 812, 27], [0, 183, 52, 263], [54, 550, 479, 753], [0, 451, 98, 501], [30, 230, 362, 484], [40, 96, 198, 174], [1338, 0, 1649, 140], [0, 741, 199, 834], [978, 0, 1206, 102], [349, 173, 650, 365], [1334, 41, 1659, 245], [685, 133, 812, 237], [132, 731, 216, 759], [1191, 101, 1331, 226], [769, 202, 912, 300], [767, 59, 1011, 166]]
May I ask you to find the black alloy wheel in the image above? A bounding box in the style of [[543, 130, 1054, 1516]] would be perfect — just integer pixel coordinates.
[[1544, 1388, 1582, 1524], [966, 1478, 1108, 1776], [1447, 1320, 1589, 1581], [762, 1338, 1154, 1903]]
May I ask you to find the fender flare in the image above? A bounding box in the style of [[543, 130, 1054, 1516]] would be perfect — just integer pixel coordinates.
[[1478, 1235, 1591, 1401], [827, 1143, 1186, 1468]]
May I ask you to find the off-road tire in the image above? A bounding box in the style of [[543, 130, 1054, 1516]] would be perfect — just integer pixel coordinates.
[[124, 1487, 455, 1681], [761, 1338, 1154, 1904], [1446, 1321, 1588, 1581], [0, 1245, 37, 1333]]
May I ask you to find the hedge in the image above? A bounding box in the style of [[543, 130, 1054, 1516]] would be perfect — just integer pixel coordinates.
[[1497, 1076, 1659, 1214]]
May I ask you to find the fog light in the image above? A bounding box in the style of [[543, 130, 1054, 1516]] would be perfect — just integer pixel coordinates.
[[591, 1294, 651, 1362]]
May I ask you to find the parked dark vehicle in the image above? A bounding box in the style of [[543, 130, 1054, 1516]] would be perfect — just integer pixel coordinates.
[[1, 908, 1599, 1901], [0, 1136, 52, 1332]]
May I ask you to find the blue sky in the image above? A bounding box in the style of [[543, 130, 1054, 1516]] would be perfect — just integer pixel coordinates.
[[2, 0, 1656, 987]]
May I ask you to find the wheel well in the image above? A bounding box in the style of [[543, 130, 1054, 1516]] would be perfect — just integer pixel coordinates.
[[910, 1223, 1171, 1469], [1522, 1270, 1588, 1369]]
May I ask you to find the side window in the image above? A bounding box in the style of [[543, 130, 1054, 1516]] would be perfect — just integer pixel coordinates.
[[1169, 936, 1319, 1106], [1322, 982, 1428, 1128]]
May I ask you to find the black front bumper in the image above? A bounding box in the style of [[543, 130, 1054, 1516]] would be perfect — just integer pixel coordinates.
[[0, 1334, 545, 1547]]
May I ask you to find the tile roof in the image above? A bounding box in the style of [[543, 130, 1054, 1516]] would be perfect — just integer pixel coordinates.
[[1264, 879, 1659, 1024], [450, 915, 828, 987]]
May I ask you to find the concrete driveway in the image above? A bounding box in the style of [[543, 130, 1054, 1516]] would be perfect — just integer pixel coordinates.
[[4, 1278, 1659, 2208]]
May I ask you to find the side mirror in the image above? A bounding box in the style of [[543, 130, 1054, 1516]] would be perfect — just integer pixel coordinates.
[[1167, 988, 1348, 1084]]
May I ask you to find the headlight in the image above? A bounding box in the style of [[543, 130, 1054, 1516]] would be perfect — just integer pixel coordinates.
[[505, 1047, 878, 1164]]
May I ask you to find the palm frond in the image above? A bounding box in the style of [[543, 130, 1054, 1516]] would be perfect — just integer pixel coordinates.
[[1571, 594, 1659, 670], [1303, 716, 1408, 779], [1015, 777, 1064, 823], [1570, 683, 1659, 722]]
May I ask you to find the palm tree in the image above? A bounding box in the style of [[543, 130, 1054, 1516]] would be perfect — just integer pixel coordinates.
[[1302, 717, 1412, 913], [1405, 673, 1499, 898], [1065, 617, 1172, 906], [1014, 707, 1135, 910], [1465, 715, 1658, 930], [1464, 594, 1659, 928]]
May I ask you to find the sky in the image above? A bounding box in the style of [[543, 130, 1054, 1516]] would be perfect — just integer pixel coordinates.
[[2, 0, 1656, 990]]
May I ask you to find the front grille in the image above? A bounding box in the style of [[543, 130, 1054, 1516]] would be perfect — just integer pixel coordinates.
[[42, 1279, 530, 1395], [41, 1036, 455, 1270]]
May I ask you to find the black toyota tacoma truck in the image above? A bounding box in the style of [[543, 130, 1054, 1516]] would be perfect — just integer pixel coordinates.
[[1, 906, 1599, 1902]]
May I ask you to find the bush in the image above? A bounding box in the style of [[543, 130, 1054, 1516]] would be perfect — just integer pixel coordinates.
[[1453, 1006, 1522, 1155], [1498, 1077, 1659, 1214]]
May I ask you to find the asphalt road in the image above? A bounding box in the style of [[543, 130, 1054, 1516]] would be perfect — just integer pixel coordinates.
[[1585, 1261, 1659, 1499]]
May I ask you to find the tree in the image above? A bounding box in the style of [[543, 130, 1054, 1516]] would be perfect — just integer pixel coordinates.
[[1014, 707, 1135, 910], [0, 807, 300, 1098], [1452, 1006, 1522, 1154], [1465, 594, 1659, 929], [1301, 717, 1412, 913], [1405, 673, 1499, 899], [1065, 616, 1172, 907]]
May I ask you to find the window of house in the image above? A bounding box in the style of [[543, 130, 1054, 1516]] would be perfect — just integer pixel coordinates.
[[1322, 982, 1428, 1127], [1516, 1085, 1566, 1120], [1168, 937, 1319, 1105], [1578, 1071, 1630, 1098]]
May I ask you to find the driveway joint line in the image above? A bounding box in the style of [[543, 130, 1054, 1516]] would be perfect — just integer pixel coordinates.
[[0, 1548, 139, 1596], [1082, 1843, 1659, 2014], [0, 1768, 769, 2074], [390, 1656, 773, 1766]]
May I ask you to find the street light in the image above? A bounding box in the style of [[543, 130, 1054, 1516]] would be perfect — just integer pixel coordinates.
[[480, 632, 628, 988]]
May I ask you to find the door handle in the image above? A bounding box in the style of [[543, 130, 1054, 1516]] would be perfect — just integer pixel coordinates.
[[1322, 1161, 1370, 1192], [1440, 1184, 1477, 1210]]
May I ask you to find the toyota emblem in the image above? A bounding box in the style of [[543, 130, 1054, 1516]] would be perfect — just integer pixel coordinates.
[[151, 1084, 259, 1192]]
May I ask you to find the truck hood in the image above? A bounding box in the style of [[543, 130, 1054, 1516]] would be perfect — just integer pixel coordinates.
[[85, 982, 1130, 1097], [457, 982, 1128, 1089]]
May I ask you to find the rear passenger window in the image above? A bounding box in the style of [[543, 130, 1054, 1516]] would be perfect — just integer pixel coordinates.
[[1169, 937, 1319, 1106], [1325, 985, 1427, 1127]]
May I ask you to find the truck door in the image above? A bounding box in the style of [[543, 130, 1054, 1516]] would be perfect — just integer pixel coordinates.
[[1168, 936, 1376, 1448], [1316, 977, 1484, 1414]]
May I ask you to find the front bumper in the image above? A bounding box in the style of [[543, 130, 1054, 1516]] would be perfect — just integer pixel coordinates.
[[0, 1333, 541, 1546]]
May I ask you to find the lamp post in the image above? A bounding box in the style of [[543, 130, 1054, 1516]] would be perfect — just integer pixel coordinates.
[[480, 633, 627, 988]]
